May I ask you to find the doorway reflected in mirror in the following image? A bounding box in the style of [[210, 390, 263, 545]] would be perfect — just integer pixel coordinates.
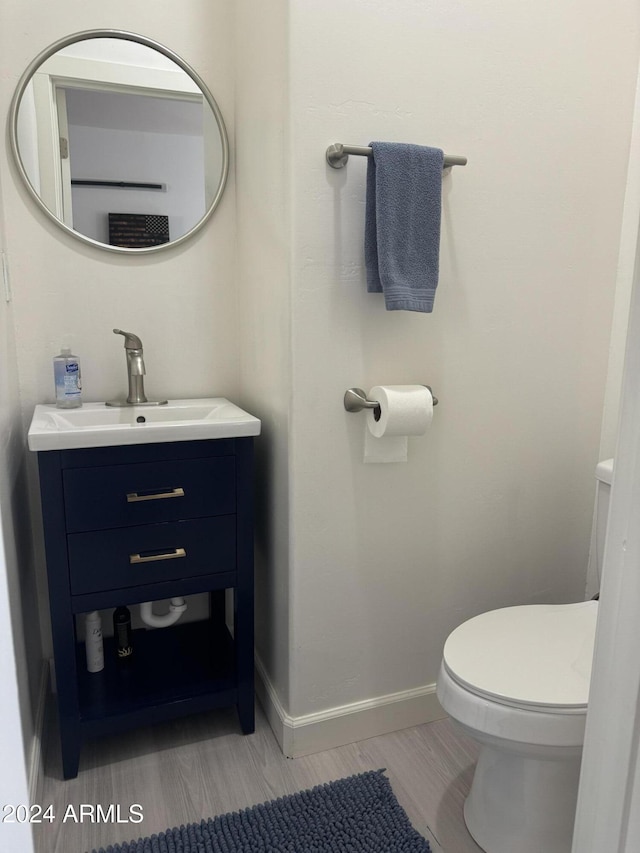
[[10, 31, 228, 253]]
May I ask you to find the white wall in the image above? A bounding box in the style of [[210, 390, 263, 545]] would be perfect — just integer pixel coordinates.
[[283, 0, 639, 718], [68, 123, 204, 244], [0, 173, 37, 851], [235, 0, 640, 731], [572, 218, 640, 852], [599, 61, 640, 461], [1, 0, 236, 415], [0, 0, 237, 660], [235, 0, 292, 709], [0, 539, 34, 851], [2, 0, 639, 777]]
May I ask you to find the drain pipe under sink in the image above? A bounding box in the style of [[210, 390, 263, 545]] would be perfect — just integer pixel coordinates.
[[139, 598, 187, 628]]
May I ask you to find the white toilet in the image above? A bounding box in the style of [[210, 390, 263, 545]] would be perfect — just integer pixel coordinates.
[[436, 458, 613, 853]]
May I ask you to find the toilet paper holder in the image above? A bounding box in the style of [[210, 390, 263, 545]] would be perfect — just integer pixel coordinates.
[[344, 386, 438, 418]]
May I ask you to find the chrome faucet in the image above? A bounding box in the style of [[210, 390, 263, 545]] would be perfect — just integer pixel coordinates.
[[106, 329, 167, 407]]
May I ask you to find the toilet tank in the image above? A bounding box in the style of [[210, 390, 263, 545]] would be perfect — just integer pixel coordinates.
[[595, 458, 614, 575]]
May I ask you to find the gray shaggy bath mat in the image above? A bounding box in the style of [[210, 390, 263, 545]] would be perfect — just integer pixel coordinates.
[[90, 769, 431, 852]]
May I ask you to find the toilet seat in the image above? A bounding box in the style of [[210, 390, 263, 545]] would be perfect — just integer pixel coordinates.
[[442, 601, 598, 711], [437, 661, 588, 748]]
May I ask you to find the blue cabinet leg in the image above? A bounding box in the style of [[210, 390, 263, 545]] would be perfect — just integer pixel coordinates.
[[234, 584, 254, 735], [60, 718, 82, 779], [235, 439, 255, 735], [237, 685, 255, 734]]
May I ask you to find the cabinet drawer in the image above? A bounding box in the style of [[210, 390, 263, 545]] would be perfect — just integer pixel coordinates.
[[68, 516, 236, 594], [63, 457, 235, 533]]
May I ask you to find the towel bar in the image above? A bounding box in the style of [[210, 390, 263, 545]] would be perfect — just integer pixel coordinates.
[[326, 143, 467, 170], [344, 386, 438, 414]]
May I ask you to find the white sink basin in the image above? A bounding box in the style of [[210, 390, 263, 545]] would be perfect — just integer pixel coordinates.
[[28, 398, 261, 451]]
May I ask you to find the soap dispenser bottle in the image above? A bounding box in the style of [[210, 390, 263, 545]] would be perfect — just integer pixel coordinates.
[[53, 348, 82, 408]]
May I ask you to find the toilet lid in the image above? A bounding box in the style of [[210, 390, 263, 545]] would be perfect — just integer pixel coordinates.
[[443, 601, 598, 708]]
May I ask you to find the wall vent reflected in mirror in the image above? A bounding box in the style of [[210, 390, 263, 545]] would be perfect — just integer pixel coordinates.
[[9, 30, 229, 254]]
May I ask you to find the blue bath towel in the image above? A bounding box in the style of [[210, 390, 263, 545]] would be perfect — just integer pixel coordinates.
[[365, 142, 444, 312]]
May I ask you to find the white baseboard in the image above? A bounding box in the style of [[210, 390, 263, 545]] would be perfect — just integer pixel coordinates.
[[254, 654, 446, 758], [28, 661, 49, 805]]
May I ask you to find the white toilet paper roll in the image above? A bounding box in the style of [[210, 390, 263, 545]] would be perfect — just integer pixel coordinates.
[[366, 385, 433, 438]]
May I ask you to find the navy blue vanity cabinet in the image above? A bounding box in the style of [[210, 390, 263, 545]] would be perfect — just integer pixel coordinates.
[[36, 437, 255, 779]]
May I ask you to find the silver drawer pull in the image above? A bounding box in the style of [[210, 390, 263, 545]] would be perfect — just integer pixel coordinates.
[[129, 547, 187, 564], [126, 487, 185, 503]]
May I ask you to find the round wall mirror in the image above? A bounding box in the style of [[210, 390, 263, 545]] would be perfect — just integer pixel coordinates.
[[9, 30, 229, 254]]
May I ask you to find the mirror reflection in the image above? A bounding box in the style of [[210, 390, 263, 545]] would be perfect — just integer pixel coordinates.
[[12, 34, 228, 252]]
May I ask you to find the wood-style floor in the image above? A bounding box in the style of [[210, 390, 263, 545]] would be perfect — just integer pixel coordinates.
[[33, 701, 482, 853]]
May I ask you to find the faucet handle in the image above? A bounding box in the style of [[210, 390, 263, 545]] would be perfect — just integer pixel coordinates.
[[113, 329, 143, 349]]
